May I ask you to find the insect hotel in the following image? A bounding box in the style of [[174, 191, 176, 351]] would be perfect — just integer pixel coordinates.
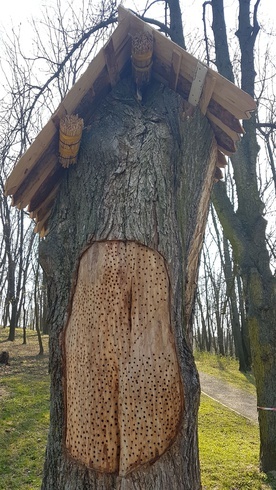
[[5, 6, 255, 488]]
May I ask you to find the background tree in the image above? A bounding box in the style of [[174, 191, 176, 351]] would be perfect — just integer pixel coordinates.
[[206, 0, 276, 471]]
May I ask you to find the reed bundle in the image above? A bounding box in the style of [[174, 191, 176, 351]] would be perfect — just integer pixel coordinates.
[[132, 31, 153, 90], [59, 115, 84, 168]]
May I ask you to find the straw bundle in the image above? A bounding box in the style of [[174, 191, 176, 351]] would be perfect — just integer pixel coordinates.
[[132, 31, 153, 91], [59, 115, 84, 168]]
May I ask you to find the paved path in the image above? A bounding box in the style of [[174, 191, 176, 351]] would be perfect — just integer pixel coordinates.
[[199, 371, 258, 424]]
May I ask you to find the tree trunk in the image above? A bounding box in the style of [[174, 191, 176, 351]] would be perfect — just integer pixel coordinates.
[[237, 273, 251, 368], [210, 0, 276, 472], [223, 235, 249, 371], [212, 181, 276, 472], [40, 78, 216, 489], [34, 262, 44, 356]]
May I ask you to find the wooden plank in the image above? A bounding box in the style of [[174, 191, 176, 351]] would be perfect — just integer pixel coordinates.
[[29, 186, 59, 221], [207, 111, 241, 143], [217, 150, 228, 168], [64, 241, 183, 476], [217, 145, 234, 157], [169, 50, 182, 91], [208, 99, 245, 133], [209, 68, 257, 120], [12, 153, 59, 209], [199, 72, 217, 115], [188, 62, 208, 106], [34, 210, 51, 234], [28, 165, 64, 213], [209, 121, 237, 154], [104, 38, 119, 87], [5, 118, 57, 196], [118, 5, 129, 23]]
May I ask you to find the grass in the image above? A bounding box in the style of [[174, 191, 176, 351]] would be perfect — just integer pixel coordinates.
[[196, 350, 276, 488], [0, 328, 49, 490], [199, 395, 275, 489], [0, 329, 275, 489]]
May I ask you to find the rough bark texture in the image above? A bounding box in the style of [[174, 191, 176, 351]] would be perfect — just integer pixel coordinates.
[[40, 78, 216, 489], [210, 0, 276, 472]]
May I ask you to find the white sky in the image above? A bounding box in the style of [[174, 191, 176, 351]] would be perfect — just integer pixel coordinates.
[[1, 1, 275, 49], [0, 1, 273, 27]]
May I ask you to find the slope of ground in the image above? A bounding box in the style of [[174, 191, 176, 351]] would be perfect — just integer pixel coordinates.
[[199, 371, 258, 423]]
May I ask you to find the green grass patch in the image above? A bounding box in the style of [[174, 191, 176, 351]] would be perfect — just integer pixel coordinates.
[[0, 328, 49, 490], [199, 394, 276, 489], [194, 349, 256, 395]]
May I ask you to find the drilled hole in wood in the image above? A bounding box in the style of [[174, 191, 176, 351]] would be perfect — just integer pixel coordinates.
[[64, 241, 183, 475]]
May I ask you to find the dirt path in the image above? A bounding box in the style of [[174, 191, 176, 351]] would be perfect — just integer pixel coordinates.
[[199, 371, 258, 424]]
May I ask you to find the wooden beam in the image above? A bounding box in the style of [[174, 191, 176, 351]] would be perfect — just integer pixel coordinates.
[[29, 186, 59, 221], [188, 62, 208, 106], [217, 150, 228, 168], [207, 99, 245, 134], [104, 38, 119, 87], [210, 76, 256, 120], [199, 72, 217, 115], [11, 150, 59, 209], [207, 111, 241, 143], [28, 165, 64, 213], [169, 50, 181, 91], [34, 210, 51, 234], [5, 119, 57, 196]]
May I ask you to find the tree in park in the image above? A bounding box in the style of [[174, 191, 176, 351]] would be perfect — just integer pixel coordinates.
[[2, 0, 275, 486], [4, 2, 257, 489]]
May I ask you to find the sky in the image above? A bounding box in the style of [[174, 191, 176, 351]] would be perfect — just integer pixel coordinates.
[[1, 0, 275, 50], [1, 0, 275, 64], [1, 0, 275, 23]]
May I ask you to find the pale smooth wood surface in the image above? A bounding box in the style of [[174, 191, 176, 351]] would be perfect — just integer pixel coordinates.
[[64, 241, 183, 476], [185, 140, 218, 323]]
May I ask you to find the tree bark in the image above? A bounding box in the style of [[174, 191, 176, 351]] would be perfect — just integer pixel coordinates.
[[223, 235, 249, 371], [210, 0, 276, 472], [40, 78, 216, 489], [167, 0, 186, 49], [212, 181, 276, 472]]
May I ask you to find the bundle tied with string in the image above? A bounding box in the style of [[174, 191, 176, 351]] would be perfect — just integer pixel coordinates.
[[132, 31, 153, 93], [59, 114, 84, 168]]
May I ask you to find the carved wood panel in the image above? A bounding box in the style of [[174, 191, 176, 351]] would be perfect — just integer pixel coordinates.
[[64, 241, 183, 475]]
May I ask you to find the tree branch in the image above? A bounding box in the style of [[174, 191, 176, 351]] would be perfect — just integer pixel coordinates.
[[24, 15, 118, 128], [132, 11, 173, 38]]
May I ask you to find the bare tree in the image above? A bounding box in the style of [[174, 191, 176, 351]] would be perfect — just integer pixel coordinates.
[[207, 0, 276, 472]]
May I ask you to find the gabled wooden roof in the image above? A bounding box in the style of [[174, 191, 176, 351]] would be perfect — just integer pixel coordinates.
[[5, 6, 256, 236]]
